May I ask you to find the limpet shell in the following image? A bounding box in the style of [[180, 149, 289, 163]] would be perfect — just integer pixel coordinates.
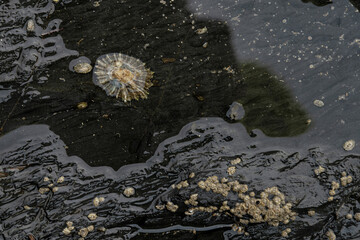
[[92, 53, 153, 102], [69, 56, 92, 74], [313, 99, 324, 107], [343, 139, 355, 151], [74, 63, 92, 74]]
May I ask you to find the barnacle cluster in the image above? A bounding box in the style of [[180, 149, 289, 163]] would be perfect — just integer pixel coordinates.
[[38, 176, 65, 194], [340, 171, 352, 187], [325, 170, 353, 202], [62, 196, 106, 237], [92, 53, 153, 102], [93, 196, 105, 207], [192, 176, 295, 227], [314, 165, 325, 175], [159, 159, 296, 236]]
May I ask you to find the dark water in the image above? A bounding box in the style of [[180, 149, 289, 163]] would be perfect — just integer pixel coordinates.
[[1, 0, 360, 239]]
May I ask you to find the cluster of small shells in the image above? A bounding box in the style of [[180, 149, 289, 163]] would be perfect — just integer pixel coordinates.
[[340, 171, 352, 186], [324, 211, 360, 240], [166, 201, 179, 212], [314, 165, 325, 175], [63, 223, 95, 239], [314, 165, 354, 203], [157, 157, 296, 236], [327, 170, 352, 202], [281, 228, 292, 237], [93, 196, 105, 207], [62, 196, 106, 237], [38, 175, 64, 195], [227, 157, 241, 175], [172, 180, 189, 189], [311, 166, 360, 240]]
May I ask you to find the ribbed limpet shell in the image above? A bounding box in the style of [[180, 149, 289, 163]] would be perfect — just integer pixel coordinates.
[[92, 53, 153, 102]]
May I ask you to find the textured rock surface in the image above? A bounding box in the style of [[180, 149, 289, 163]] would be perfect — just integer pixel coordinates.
[[1, 120, 360, 239], [0, 0, 308, 170]]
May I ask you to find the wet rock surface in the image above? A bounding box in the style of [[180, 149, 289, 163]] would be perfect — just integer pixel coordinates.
[[1, 0, 360, 239], [0, 0, 308, 169], [1, 120, 360, 239]]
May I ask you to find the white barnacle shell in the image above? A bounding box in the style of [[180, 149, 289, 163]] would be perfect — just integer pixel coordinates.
[[123, 187, 135, 197], [88, 213, 97, 221], [26, 19, 35, 32], [92, 53, 153, 102]]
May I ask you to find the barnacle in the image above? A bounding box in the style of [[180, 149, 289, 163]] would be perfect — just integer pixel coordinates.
[[92, 53, 153, 102]]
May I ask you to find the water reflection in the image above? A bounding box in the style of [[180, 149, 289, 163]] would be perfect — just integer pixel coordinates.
[[301, 0, 333, 7], [1, 0, 315, 170], [238, 62, 308, 137], [186, 0, 360, 149]]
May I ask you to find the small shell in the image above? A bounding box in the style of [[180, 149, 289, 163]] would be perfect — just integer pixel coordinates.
[[78, 228, 88, 238], [74, 63, 92, 74], [308, 210, 316, 216], [57, 176, 65, 183], [24, 205, 32, 210], [39, 187, 50, 194], [88, 213, 97, 221], [355, 213, 360, 221], [69, 56, 92, 73], [227, 166, 236, 175], [26, 20, 35, 32], [196, 27, 207, 34], [123, 187, 135, 197], [63, 228, 71, 235], [313, 99, 324, 107], [93, 53, 153, 102], [77, 102, 88, 110], [343, 140, 355, 151], [87, 225, 94, 232]]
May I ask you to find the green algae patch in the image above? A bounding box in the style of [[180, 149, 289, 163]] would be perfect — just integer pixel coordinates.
[[238, 63, 309, 137]]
